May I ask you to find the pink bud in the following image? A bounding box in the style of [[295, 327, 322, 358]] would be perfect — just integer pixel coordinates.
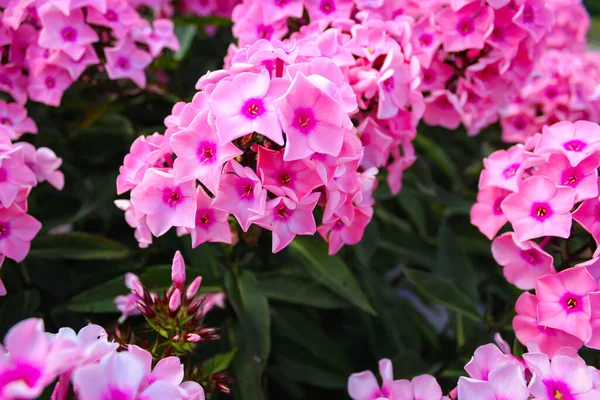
[[186, 276, 203, 299], [132, 278, 145, 298], [184, 333, 201, 343], [169, 289, 182, 312], [171, 251, 186, 289]]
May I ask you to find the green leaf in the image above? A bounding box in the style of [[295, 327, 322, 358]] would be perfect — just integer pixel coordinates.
[[224, 270, 271, 385], [414, 134, 462, 190], [174, 25, 198, 62], [272, 307, 349, 373], [355, 219, 380, 266], [257, 272, 352, 309], [202, 348, 238, 377], [403, 268, 482, 321], [289, 238, 376, 315], [271, 355, 348, 389], [0, 289, 41, 334], [173, 15, 233, 27], [397, 187, 428, 237], [436, 221, 478, 302], [390, 350, 430, 379], [29, 232, 132, 260], [228, 320, 264, 400]]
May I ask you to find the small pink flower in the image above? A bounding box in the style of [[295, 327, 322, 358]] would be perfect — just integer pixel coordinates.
[[536, 153, 600, 202], [525, 352, 600, 400], [512, 0, 553, 43], [304, 0, 354, 23], [377, 46, 418, 120], [256, 146, 322, 202], [104, 39, 152, 88], [535, 121, 600, 167], [458, 363, 529, 400], [501, 176, 575, 242], [574, 194, 600, 244], [144, 19, 180, 57], [116, 133, 169, 195], [130, 169, 197, 237], [464, 343, 518, 381], [47, 45, 100, 81], [356, 117, 393, 170], [0, 205, 42, 262], [170, 110, 242, 195], [422, 90, 463, 130], [38, 9, 99, 61], [470, 186, 511, 240], [536, 267, 597, 342], [212, 160, 266, 232], [274, 72, 351, 161], [251, 193, 320, 253], [491, 232, 555, 290], [27, 65, 73, 107], [0, 100, 36, 139], [436, 2, 493, 53], [189, 187, 232, 247], [19, 142, 64, 190], [0, 145, 36, 207], [390, 374, 445, 400], [114, 272, 143, 323], [208, 69, 285, 146], [513, 292, 583, 357], [347, 358, 392, 400], [479, 145, 527, 192], [86, 0, 140, 39], [318, 207, 372, 255]]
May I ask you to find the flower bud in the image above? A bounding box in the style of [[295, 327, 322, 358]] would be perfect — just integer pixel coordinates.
[[134, 302, 156, 318], [171, 251, 186, 289], [186, 276, 203, 299], [169, 289, 182, 312], [184, 333, 201, 343], [132, 279, 145, 299], [187, 298, 202, 316]]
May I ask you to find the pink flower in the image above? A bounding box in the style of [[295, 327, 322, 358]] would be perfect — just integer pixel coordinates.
[[304, 0, 354, 23], [47, 45, 100, 81], [38, 9, 99, 61], [19, 142, 64, 190], [574, 194, 600, 244], [116, 133, 169, 195], [27, 65, 73, 107], [251, 194, 320, 253], [0, 100, 36, 140], [130, 169, 197, 237], [536, 267, 597, 342], [274, 72, 351, 161], [208, 70, 285, 145], [0, 205, 42, 262], [464, 343, 518, 381], [261, 0, 303, 25], [390, 374, 446, 400], [436, 2, 493, 53], [491, 232, 555, 290], [114, 272, 143, 323], [212, 160, 266, 232], [73, 351, 183, 400], [513, 292, 583, 357], [536, 153, 600, 202], [535, 121, 600, 167], [357, 117, 393, 170], [501, 176, 575, 242], [256, 146, 322, 202], [470, 187, 510, 240], [86, 0, 140, 38], [479, 145, 527, 192], [145, 19, 180, 57], [512, 0, 553, 43], [170, 110, 242, 194], [525, 352, 600, 400], [347, 358, 392, 400], [422, 90, 462, 130], [377, 46, 418, 120], [458, 363, 529, 400], [0, 64, 27, 104], [0, 145, 36, 207], [104, 39, 152, 88], [318, 207, 372, 255], [189, 187, 232, 247]]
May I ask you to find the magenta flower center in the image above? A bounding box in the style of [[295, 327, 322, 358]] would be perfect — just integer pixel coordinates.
[[117, 57, 130, 70], [456, 17, 475, 36], [563, 139, 587, 152], [545, 86, 558, 99], [162, 187, 184, 207], [559, 292, 583, 314], [333, 219, 345, 231], [419, 33, 433, 47], [195, 209, 215, 230], [543, 379, 573, 400], [502, 163, 520, 179], [382, 76, 395, 92], [523, 4, 535, 23], [236, 178, 255, 200], [513, 117, 527, 131], [492, 196, 505, 215], [422, 68, 436, 84], [241, 98, 265, 120], [491, 26, 504, 41], [275, 205, 293, 220], [293, 108, 316, 134], [0, 221, 10, 239], [45, 77, 56, 89], [105, 9, 118, 21], [274, 0, 290, 6], [279, 172, 292, 186], [0, 75, 13, 89], [320, 0, 336, 14], [561, 167, 581, 187], [530, 202, 552, 221], [61, 27, 78, 42], [359, 131, 371, 146], [1, 117, 12, 126], [520, 249, 541, 265], [0, 167, 6, 182], [197, 141, 217, 164], [256, 24, 273, 39], [106, 386, 132, 400]]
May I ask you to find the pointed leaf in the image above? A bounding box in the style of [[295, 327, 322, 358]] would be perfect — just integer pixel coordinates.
[[29, 232, 131, 260]]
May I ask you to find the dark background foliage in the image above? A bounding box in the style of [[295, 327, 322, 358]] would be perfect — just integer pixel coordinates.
[[2, 7, 599, 400]]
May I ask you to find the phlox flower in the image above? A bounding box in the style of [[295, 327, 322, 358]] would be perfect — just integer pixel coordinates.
[[512, 0, 554, 43], [304, 0, 354, 23], [574, 190, 600, 244], [188, 187, 232, 248], [357, 117, 393, 170], [479, 145, 527, 192], [104, 39, 153, 88], [377, 46, 419, 120], [130, 169, 197, 237], [38, 9, 99, 61], [46, 45, 100, 81], [347, 358, 394, 400], [86, 0, 140, 38], [470, 186, 511, 240], [27, 65, 73, 107], [318, 207, 372, 256], [464, 343, 520, 381], [501, 175, 575, 242], [536, 267, 597, 342], [0, 145, 36, 207], [144, 19, 180, 57], [117, 133, 169, 195], [114, 272, 144, 323], [0, 100, 36, 140], [458, 363, 529, 400], [19, 142, 65, 190], [422, 90, 462, 130], [536, 153, 600, 202], [0, 204, 41, 263], [436, 2, 494, 53], [390, 374, 447, 400], [535, 121, 600, 167], [260, 0, 303, 26]]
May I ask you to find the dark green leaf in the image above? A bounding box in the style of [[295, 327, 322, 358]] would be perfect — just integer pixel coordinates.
[[397, 187, 428, 237], [289, 238, 375, 315], [228, 320, 265, 400], [30, 232, 132, 260], [355, 219, 380, 266], [173, 15, 233, 27], [271, 355, 348, 389], [174, 25, 198, 62], [257, 273, 352, 309], [414, 134, 462, 190], [403, 268, 482, 321], [202, 348, 238, 376], [0, 289, 41, 335]]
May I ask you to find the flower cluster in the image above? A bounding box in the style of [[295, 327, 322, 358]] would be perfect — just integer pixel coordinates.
[[499, 50, 600, 143], [116, 34, 379, 255], [348, 341, 600, 400], [0, 101, 63, 285], [545, 0, 590, 53], [0, 317, 205, 399], [471, 119, 600, 355], [0, 0, 181, 106]]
